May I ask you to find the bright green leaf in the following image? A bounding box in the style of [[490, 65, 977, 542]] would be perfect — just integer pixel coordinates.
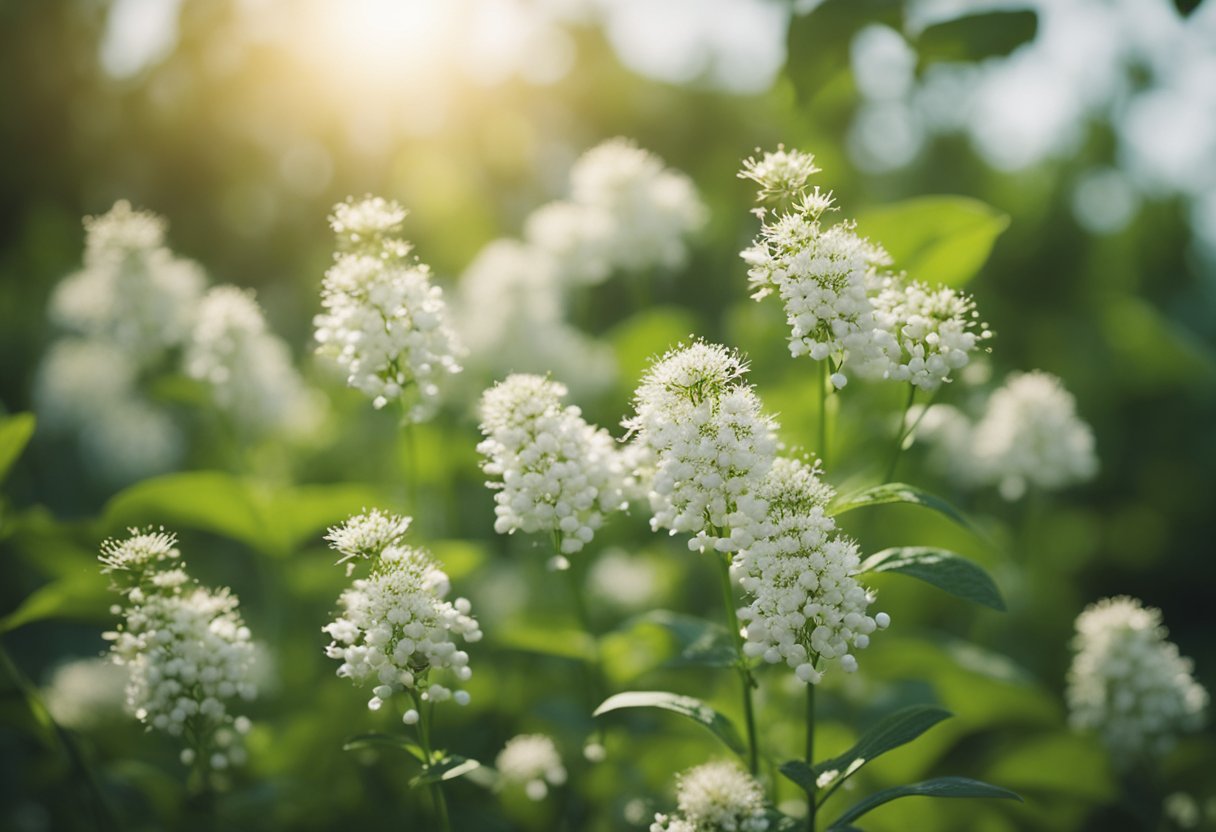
[[914, 11, 1038, 65], [0, 413, 36, 485], [984, 733, 1115, 802], [813, 705, 953, 796], [0, 577, 111, 633], [829, 482, 977, 534], [495, 623, 596, 662], [853, 197, 1009, 287], [829, 777, 1022, 829], [594, 691, 746, 757], [610, 307, 697, 391], [859, 547, 1005, 610], [342, 733, 427, 762], [410, 756, 481, 788]]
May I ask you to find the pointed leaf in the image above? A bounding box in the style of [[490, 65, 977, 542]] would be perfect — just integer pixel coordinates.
[[0, 577, 111, 633], [829, 776, 1021, 828], [0, 413, 36, 485], [786, 0, 903, 101], [915, 11, 1038, 65], [779, 760, 817, 793], [342, 733, 427, 762], [859, 547, 1004, 611], [812, 705, 952, 795], [594, 691, 746, 757], [853, 197, 1009, 287], [410, 756, 481, 788], [829, 482, 976, 534]]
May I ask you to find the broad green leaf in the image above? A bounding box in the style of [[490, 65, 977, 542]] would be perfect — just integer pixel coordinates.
[[812, 705, 953, 795], [829, 482, 976, 534], [779, 760, 817, 794], [495, 623, 596, 662], [610, 307, 697, 390], [342, 733, 427, 762], [853, 197, 1009, 287], [0, 576, 111, 633], [628, 610, 736, 669], [0, 413, 35, 485], [409, 756, 481, 788], [786, 0, 902, 101], [829, 777, 1022, 829], [859, 547, 1005, 611], [594, 691, 746, 757], [1174, 0, 1202, 17], [914, 11, 1038, 66]]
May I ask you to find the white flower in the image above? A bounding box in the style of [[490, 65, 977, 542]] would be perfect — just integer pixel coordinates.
[[1067, 597, 1207, 765], [970, 371, 1098, 499], [738, 145, 822, 205], [43, 658, 128, 731], [524, 201, 615, 286], [50, 201, 205, 360], [908, 403, 978, 484], [587, 549, 661, 610], [495, 734, 567, 800], [737, 458, 886, 683], [477, 374, 626, 555], [322, 511, 481, 710], [871, 277, 991, 390], [101, 529, 258, 770], [651, 761, 769, 832], [186, 285, 321, 436], [314, 196, 462, 419], [625, 342, 777, 554]]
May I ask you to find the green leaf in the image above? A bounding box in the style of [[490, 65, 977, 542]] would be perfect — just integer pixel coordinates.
[[495, 623, 596, 662], [786, 0, 903, 101], [342, 733, 427, 762], [630, 610, 736, 669], [0, 576, 111, 633], [853, 196, 1009, 287], [859, 547, 1005, 611], [828, 777, 1022, 829], [812, 705, 953, 795], [594, 691, 746, 757], [409, 756, 481, 788], [779, 760, 817, 794], [914, 11, 1038, 66], [829, 482, 976, 534], [0, 413, 35, 485]]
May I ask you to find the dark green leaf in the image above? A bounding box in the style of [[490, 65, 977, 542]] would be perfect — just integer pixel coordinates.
[[594, 691, 746, 757], [829, 777, 1021, 828], [853, 197, 1009, 288], [342, 733, 427, 762], [786, 0, 902, 101], [915, 11, 1038, 65], [1174, 0, 1202, 16], [813, 705, 952, 795], [410, 756, 481, 788], [779, 760, 817, 793], [829, 482, 976, 534], [0, 577, 111, 633], [0, 413, 36, 485], [859, 547, 1005, 611]]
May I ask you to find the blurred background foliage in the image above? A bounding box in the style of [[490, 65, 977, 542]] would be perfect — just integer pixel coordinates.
[[1, 0, 1214, 830]]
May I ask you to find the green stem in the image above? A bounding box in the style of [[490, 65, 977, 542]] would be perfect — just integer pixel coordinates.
[[884, 385, 916, 483], [408, 689, 451, 832], [805, 682, 816, 832], [817, 361, 829, 469], [556, 538, 608, 725], [714, 551, 759, 775]]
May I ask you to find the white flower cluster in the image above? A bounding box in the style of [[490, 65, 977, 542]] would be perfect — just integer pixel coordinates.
[[495, 734, 568, 800], [739, 147, 988, 389], [736, 458, 888, 684], [651, 761, 769, 832], [625, 342, 777, 554], [185, 286, 321, 436], [477, 374, 626, 555], [42, 657, 128, 732], [914, 371, 1098, 500], [1067, 597, 1208, 765], [322, 511, 481, 718], [101, 529, 258, 770], [528, 138, 707, 286], [314, 196, 463, 418]]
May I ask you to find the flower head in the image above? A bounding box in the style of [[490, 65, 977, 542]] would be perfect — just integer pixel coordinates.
[[1067, 597, 1207, 765], [651, 761, 769, 832], [739, 145, 822, 205], [871, 278, 991, 391], [323, 511, 480, 712], [495, 734, 567, 800]]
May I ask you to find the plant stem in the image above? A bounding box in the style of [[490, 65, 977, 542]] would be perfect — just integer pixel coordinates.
[[555, 538, 608, 726], [408, 689, 452, 832], [817, 361, 829, 469], [884, 384, 916, 483], [805, 682, 816, 832], [714, 550, 759, 775]]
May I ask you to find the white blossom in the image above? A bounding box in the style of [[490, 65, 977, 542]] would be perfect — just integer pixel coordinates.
[[1067, 597, 1208, 765], [737, 458, 886, 683], [970, 370, 1098, 500], [495, 734, 567, 800], [322, 511, 481, 710], [625, 342, 777, 554], [101, 529, 258, 770], [314, 196, 462, 418], [738, 145, 823, 205], [478, 374, 626, 555], [651, 761, 769, 832], [186, 285, 321, 436], [523, 200, 615, 286], [43, 658, 128, 731]]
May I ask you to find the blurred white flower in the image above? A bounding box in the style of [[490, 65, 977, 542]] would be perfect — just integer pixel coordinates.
[[42, 657, 127, 731], [651, 760, 769, 832], [1067, 596, 1207, 765], [495, 734, 567, 800], [587, 549, 661, 610]]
